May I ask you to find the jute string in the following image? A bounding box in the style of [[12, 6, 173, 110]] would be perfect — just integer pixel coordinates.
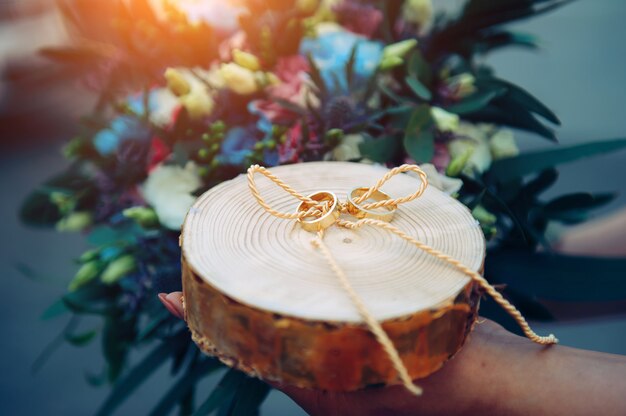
[[247, 164, 557, 396]]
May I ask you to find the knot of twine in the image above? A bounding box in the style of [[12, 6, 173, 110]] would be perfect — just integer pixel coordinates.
[[247, 164, 557, 396]]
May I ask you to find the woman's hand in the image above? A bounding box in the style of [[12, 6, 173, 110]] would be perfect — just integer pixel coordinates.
[[159, 291, 626, 415]]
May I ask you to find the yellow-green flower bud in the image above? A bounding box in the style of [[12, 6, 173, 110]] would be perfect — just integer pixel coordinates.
[[198, 148, 209, 159], [233, 49, 261, 72], [78, 249, 99, 263], [296, 0, 318, 14], [100, 255, 136, 285], [56, 211, 92, 232], [123, 206, 159, 228], [446, 147, 472, 177], [219, 63, 258, 95], [380, 39, 418, 70], [69, 261, 100, 291], [472, 205, 497, 226], [431, 107, 460, 133], [180, 89, 215, 120], [164, 68, 191, 97], [211, 121, 226, 133]]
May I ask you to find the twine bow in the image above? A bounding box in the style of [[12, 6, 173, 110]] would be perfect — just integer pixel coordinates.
[[247, 164, 557, 396]]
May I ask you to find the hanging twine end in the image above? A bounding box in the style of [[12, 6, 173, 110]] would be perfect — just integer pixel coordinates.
[[405, 383, 423, 396]]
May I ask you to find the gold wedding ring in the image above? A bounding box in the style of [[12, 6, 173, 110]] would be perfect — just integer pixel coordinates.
[[346, 187, 396, 222], [296, 191, 340, 232]]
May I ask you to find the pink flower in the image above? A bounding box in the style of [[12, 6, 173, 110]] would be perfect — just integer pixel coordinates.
[[218, 31, 248, 62], [251, 55, 312, 124], [278, 121, 319, 164], [334, 2, 383, 38], [279, 123, 304, 164]]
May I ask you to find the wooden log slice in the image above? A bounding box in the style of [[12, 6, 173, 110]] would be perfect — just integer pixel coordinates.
[[182, 162, 485, 391]]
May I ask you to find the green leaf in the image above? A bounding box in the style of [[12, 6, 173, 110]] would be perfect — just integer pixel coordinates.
[[149, 357, 222, 416], [62, 283, 117, 315], [358, 135, 399, 163], [87, 224, 139, 246], [272, 97, 306, 116], [65, 329, 98, 346], [41, 299, 70, 320], [102, 315, 136, 382], [481, 77, 560, 124], [522, 169, 558, 197], [407, 51, 431, 84], [193, 369, 246, 416], [543, 193, 615, 224], [378, 82, 405, 103], [405, 76, 432, 101], [345, 43, 358, 89], [230, 377, 271, 416], [446, 88, 505, 114], [96, 335, 187, 416], [306, 53, 327, 97], [485, 249, 626, 302], [403, 106, 434, 162], [473, 30, 539, 54], [489, 138, 626, 182]]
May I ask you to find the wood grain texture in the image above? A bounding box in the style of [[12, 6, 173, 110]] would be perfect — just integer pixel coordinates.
[[182, 162, 486, 390]]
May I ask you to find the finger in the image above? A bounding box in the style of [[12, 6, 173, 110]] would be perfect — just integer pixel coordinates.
[[158, 292, 184, 319]]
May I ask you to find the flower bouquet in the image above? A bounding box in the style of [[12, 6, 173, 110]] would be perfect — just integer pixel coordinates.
[[21, 0, 626, 414]]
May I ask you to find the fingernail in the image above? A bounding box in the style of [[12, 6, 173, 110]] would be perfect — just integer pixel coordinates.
[[158, 293, 183, 319]]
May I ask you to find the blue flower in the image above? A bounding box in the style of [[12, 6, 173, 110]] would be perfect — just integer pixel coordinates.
[[299, 29, 383, 93], [217, 127, 257, 166], [93, 93, 157, 156]]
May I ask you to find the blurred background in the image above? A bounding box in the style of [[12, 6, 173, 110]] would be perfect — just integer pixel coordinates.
[[1, 0, 625, 414]]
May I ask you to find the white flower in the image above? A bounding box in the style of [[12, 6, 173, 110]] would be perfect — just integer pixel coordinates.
[[149, 88, 180, 127], [489, 128, 519, 159], [431, 107, 460, 132], [402, 0, 433, 35], [448, 122, 493, 174], [141, 162, 202, 230], [220, 63, 258, 95], [416, 163, 463, 195]]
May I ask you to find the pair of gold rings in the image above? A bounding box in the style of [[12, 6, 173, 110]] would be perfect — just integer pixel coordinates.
[[296, 187, 396, 232]]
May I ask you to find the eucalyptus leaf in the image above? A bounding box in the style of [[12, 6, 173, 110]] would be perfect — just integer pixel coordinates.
[[359, 135, 399, 163], [405, 76, 432, 101], [489, 138, 626, 182], [403, 106, 434, 162]]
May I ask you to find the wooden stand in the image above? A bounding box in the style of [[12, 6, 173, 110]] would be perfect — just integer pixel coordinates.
[[181, 162, 485, 390]]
